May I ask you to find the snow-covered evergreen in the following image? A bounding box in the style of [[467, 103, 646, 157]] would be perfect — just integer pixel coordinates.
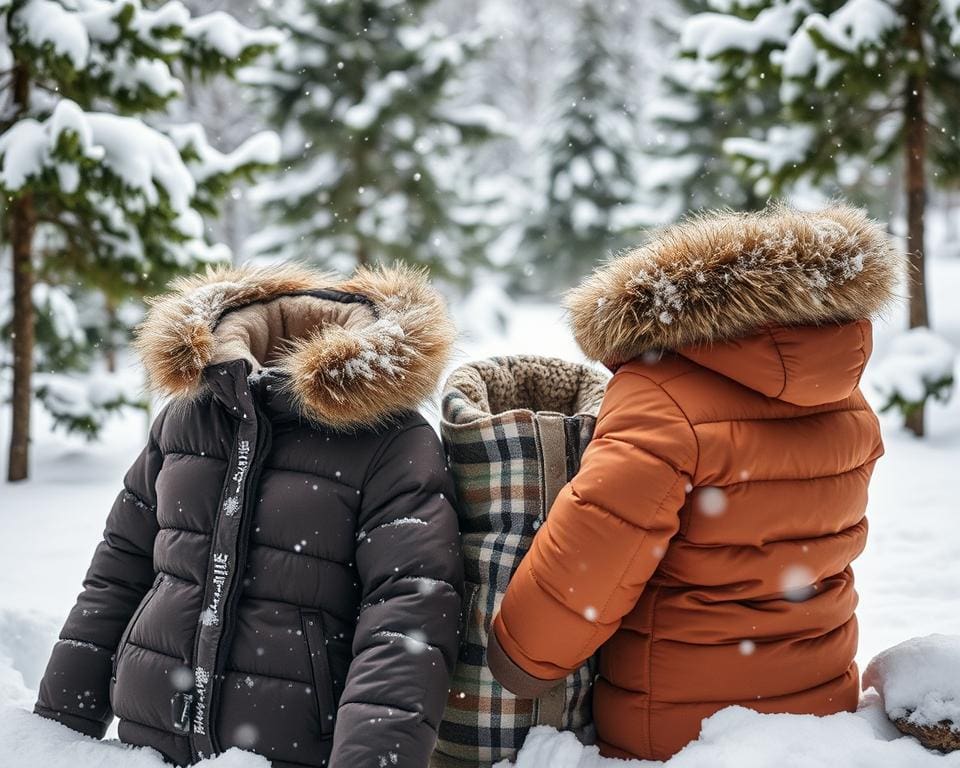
[[676, 0, 960, 207], [176, 0, 273, 258], [0, 3, 281, 280], [0, 0, 282, 456], [675, 0, 920, 206], [253, 0, 499, 282], [678, 0, 960, 435], [641, 2, 774, 218], [521, 0, 646, 291]]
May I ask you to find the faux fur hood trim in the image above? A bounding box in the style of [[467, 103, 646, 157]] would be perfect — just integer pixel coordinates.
[[566, 204, 903, 365], [134, 262, 456, 430]]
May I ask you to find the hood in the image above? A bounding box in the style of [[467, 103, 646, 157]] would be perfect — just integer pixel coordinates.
[[567, 204, 902, 368], [442, 356, 608, 426], [680, 321, 873, 406], [135, 262, 456, 429]]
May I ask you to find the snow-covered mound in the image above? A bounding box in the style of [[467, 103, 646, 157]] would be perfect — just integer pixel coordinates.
[[498, 701, 958, 768], [0, 607, 60, 694], [0, 607, 269, 768], [3, 662, 956, 768], [0, 706, 268, 768], [864, 635, 960, 740], [0, 659, 33, 713]]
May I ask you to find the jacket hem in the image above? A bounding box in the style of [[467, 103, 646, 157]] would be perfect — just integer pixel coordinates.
[[34, 705, 107, 739]]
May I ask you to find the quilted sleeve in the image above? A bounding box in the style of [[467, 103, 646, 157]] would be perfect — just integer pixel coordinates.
[[330, 421, 463, 768], [489, 371, 697, 694]]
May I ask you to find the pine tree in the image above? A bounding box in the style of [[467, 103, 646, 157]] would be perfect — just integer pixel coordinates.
[[680, 0, 960, 436], [254, 0, 497, 282], [645, 1, 773, 217], [522, 0, 644, 292], [178, 0, 270, 258], [1, 0, 281, 481]]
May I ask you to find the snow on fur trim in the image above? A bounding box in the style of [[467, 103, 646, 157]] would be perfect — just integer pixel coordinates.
[[135, 262, 455, 429], [566, 203, 903, 365]]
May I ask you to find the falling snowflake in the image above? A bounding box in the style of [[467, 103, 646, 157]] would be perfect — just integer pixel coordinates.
[[781, 564, 816, 602], [171, 666, 195, 691], [234, 723, 258, 747], [222, 496, 240, 517], [695, 487, 728, 517]]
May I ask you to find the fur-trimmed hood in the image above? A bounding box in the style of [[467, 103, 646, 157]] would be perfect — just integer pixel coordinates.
[[135, 262, 456, 429], [567, 204, 902, 367]]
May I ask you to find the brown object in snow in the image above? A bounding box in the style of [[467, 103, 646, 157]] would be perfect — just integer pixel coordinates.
[[894, 717, 960, 753]]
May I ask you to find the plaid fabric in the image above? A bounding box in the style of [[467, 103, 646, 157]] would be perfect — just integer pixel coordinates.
[[435, 357, 607, 766]]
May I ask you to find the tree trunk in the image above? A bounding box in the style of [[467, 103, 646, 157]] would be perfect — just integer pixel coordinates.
[[8, 194, 36, 482], [903, 0, 928, 437], [104, 300, 118, 374], [7, 65, 35, 482]]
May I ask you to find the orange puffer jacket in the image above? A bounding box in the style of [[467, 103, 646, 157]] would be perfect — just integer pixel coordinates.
[[488, 205, 902, 761]]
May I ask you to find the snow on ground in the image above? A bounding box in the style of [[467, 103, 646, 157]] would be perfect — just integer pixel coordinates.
[[501, 697, 958, 768], [1, 259, 960, 766], [0, 707, 267, 768]]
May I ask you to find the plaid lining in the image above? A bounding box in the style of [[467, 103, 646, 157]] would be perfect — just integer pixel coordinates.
[[436, 361, 604, 765]]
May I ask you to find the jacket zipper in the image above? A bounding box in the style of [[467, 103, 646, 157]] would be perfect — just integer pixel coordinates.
[[206, 404, 271, 747], [188, 370, 271, 761]]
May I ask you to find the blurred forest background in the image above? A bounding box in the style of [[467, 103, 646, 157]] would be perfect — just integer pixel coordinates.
[[2, 0, 959, 480]]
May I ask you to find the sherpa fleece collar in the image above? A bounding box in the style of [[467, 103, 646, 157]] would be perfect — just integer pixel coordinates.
[[135, 262, 455, 429]]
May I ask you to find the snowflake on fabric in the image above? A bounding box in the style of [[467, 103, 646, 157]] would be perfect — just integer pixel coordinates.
[[222, 496, 240, 517]]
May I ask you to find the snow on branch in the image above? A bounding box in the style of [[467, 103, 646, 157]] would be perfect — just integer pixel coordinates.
[[12, 0, 92, 68], [34, 371, 148, 438], [0, 100, 195, 216], [166, 123, 281, 184], [6, 0, 281, 108], [680, 2, 801, 60], [185, 12, 284, 59], [871, 328, 956, 421], [723, 124, 815, 179], [777, 0, 901, 101]]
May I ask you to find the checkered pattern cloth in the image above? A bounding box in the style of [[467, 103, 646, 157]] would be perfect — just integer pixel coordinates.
[[434, 356, 608, 767]]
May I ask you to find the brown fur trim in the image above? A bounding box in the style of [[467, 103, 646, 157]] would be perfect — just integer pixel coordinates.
[[134, 262, 455, 429], [279, 264, 456, 430], [566, 204, 903, 365]]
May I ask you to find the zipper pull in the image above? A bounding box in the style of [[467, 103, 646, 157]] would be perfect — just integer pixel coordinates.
[[171, 691, 194, 733]]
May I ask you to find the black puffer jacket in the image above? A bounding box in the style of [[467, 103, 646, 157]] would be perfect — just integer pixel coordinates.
[[34, 264, 463, 768]]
